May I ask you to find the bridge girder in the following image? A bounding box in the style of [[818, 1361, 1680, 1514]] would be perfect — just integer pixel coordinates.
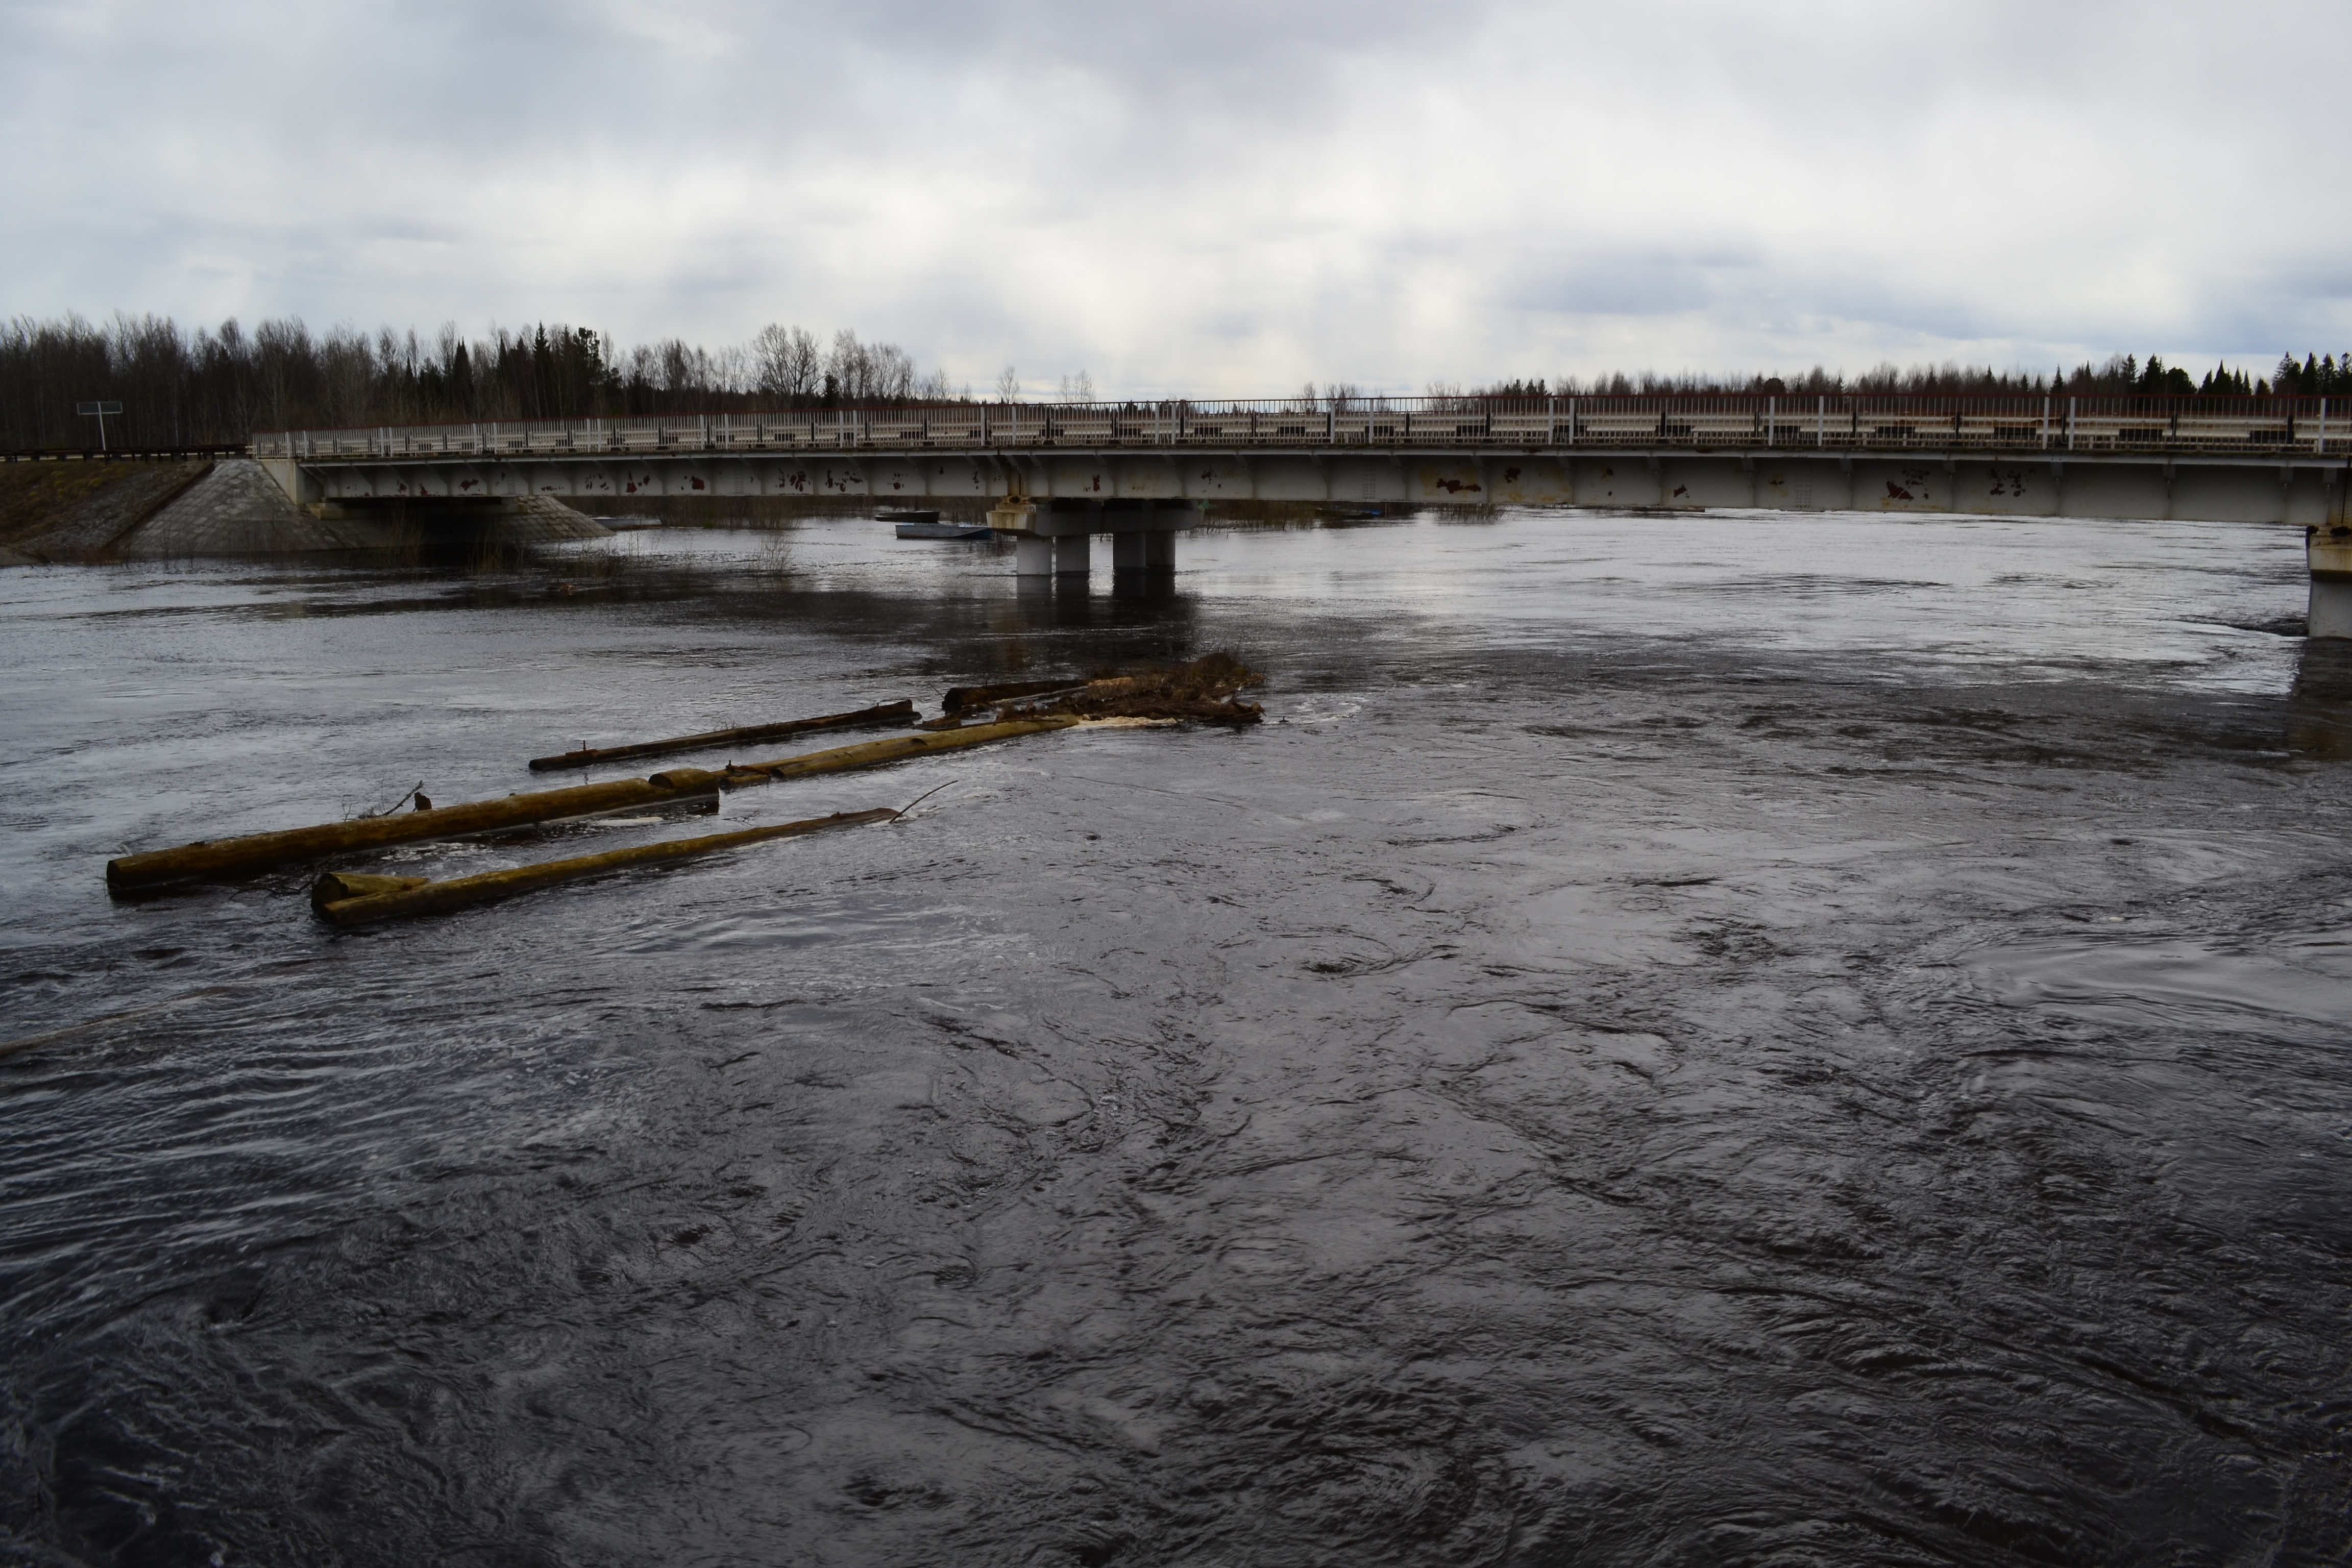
[[265, 447, 2349, 528]]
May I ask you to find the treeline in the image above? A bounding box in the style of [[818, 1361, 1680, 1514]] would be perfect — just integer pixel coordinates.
[[8, 310, 2350, 451], [0, 314, 959, 451], [1460, 351, 2350, 401]]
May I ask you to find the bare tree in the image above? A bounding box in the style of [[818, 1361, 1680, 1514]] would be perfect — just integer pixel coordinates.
[[996, 364, 1020, 401], [868, 342, 916, 400], [751, 324, 819, 401]]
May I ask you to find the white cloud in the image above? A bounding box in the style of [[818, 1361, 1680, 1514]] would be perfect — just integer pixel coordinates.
[[3, 0, 2345, 394]]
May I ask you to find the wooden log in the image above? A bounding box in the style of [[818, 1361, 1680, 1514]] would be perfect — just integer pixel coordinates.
[[310, 871, 428, 910], [527, 699, 916, 772], [314, 808, 897, 927], [709, 715, 1082, 790], [108, 713, 1075, 894], [107, 770, 725, 893], [941, 678, 1084, 712]]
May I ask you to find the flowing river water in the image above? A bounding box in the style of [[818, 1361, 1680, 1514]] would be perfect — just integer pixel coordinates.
[[2, 509, 2349, 1566]]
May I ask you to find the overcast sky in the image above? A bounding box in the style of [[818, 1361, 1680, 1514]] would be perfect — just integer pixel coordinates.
[[3, 0, 2346, 396]]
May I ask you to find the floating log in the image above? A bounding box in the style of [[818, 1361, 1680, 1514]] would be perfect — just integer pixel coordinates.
[[108, 713, 1084, 894], [527, 699, 916, 772], [314, 809, 897, 927], [707, 715, 1082, 790], [106, 771, 726, 893], [941, 678, 1084, 713]]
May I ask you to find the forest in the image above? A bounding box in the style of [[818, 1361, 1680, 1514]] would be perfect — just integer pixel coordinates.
[[0, 316, 951, 452], [2, 311, 2346, 453], [1468, 351, 2350, 402]]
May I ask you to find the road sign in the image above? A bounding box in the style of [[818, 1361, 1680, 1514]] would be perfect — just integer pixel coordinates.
[[75, 401, 122, 450]]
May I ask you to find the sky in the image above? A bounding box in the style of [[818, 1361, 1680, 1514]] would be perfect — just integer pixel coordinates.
[[3, 0, 2347, 397]]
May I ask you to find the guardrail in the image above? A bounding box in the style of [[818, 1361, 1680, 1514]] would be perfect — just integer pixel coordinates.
[[255, 394, 2344, 462], [1, 445, 252, 462]]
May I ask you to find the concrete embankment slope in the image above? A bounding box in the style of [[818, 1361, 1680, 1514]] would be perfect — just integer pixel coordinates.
[[112, 460, 399, 557], [494, 494, 615, 545], [0, 460, 215, 564], [3, 458, 611, 563], [117, 461, 613, 557]]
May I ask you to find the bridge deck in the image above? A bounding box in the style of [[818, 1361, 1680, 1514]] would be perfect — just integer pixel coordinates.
[[257, 393, 2345, 464], [252, 395, 2349, 527]]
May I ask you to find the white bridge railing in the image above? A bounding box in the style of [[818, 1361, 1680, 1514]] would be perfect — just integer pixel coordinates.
[[256, 394, 2343, 462]]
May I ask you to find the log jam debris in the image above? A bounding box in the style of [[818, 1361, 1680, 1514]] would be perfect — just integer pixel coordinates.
[[104, 656, 1266, 903], [938, 652, 1265, 729], [107, 717, 1085, 891]]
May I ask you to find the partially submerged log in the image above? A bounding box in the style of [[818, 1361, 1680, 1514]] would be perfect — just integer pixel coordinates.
[[314, 809, 896, 927], [527, 699, 916, 772], [709, 715, 1082, 789], [107, 772, 725, 893]]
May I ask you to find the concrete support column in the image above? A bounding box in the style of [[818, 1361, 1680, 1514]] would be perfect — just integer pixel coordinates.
[[2311, 578, 2352, 640], [2308, 527, 2352, 639], [1142, 531, 1176, 571], [1053, 535, 1089, 576], [1112, 532, 1147, 572], [1015, 535, 1054, 576]]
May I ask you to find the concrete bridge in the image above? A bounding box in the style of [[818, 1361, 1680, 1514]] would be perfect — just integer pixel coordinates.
[[254, 393, 2352, 627]]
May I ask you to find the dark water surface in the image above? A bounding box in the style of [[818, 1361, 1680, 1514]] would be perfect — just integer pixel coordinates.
[[3, 510, 2350, 1566]]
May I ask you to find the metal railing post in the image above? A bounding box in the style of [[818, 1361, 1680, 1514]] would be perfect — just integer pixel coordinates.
[[2067, 397, 2077, 452], [2040, 397, 2049, 449], [1816, 396, 1825, 447]]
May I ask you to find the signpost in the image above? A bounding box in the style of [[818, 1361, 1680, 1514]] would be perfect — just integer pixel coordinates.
[[76, 400, 122, 451]]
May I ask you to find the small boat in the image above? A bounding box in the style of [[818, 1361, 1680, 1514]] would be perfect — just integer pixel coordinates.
[[881, 508, 992, 540]]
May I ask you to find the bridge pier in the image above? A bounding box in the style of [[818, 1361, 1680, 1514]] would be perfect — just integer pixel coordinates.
[[2310, 526, 2352, 639], [1004, 498, 1195, 582], [1112, 530, 1176, 573]]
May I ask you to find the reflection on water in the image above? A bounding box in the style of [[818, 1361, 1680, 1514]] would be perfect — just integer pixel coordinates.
[[2, 508, 2348, 1565]]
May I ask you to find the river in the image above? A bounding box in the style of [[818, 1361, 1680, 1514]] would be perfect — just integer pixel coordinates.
[[3, 508, 2348, 1565]]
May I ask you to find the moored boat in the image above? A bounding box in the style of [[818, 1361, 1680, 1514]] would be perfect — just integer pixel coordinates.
[[881, 507, 991, 540]]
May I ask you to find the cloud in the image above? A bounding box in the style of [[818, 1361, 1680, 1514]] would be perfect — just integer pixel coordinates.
[[3, 0, 2346, 394]]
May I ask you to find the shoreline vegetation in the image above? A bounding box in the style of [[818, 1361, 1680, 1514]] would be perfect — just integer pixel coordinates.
[[3, 313, 2347, 454]]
